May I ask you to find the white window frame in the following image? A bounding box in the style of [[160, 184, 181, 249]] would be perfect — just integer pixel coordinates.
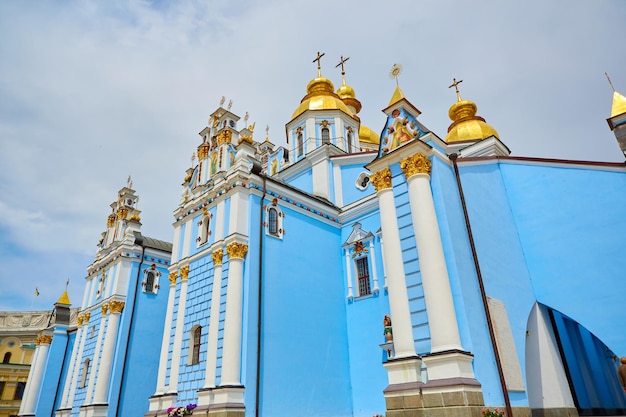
[[264, 200, 284, 239], [142, 264, 161, 294]]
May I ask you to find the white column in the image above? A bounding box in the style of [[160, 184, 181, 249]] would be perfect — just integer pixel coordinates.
[[370, 168, 416, 359], [93, 301, 124, 404], [167, 266, 190, 393], [154, 272, 178, 395], [19, 347, 39, 415], [86, 308, 108, 404], [20, 335, 52, 414], [203, 250, 225, 391], [63, 313, 90, 409], [369, 240, 380, 293], [401, 154, 462, 352], [220, 242, 248, 386], [60, 318, 84, 408], [344, 248, 354, 299], [378, 233, 388, 288]]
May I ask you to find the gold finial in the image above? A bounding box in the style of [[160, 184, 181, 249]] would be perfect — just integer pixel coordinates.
[[606, 72, 616, 92], [220, 96, 226, 106], [313, 51, 326, 78], [449, 78, 464, 102], [336, 55, 350, 82], [228, 100, 233, 111], [244, 112, 249, 127], [390, 64, 402, 86], [265, 125, 270, 141]]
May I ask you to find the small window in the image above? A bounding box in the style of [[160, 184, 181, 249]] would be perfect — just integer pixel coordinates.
[[3, 352, 11, 363], [14, 382, 25, 400], [356, 257, 371, 296], [191, 326, 202, 365], [321, 127, 330, 144], [265, 202, 284, 239], [145, 271, 155, 292], [142, 264, 161, 294], [0, 381, 5, 398], [196, 211, 212, 246], [80, 358, 90, 388], [268, 208, 278, 235], [347, 132, 353, 153], [297, 133, 304, 156]]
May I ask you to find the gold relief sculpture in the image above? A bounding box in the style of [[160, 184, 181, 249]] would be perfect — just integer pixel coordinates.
[[240, 134, 253, 144], [77, 315, 84, 327], [101, 303, 109, 315], [107, 214, 116, 227], [226, 242, 248, 260], [84, 312, 91, 323], [212, 249, 224, 265], [109, 301, 125, 314], [168, 272, 178, 285], [217, 129, 232, 145], [116, 207, 129, 220], [129, 214, 141, 222], [180, 265, 190, 281], [197, 143, 210, 159], [370, 168, 393, 191], [400, 153, 432, 178], [37, 335, 53, 345]]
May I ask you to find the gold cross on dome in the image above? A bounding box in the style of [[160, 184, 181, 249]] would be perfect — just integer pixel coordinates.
[[313, 51, 325, 77], [448, 78, 464, 101], [336, 55, 350, 75]]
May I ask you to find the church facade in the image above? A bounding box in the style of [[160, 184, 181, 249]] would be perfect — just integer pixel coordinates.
[[19, 61, 626, 417]]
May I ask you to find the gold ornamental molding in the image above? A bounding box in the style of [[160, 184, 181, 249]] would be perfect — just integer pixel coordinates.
[[197, 143, 210, 159], [77, 316, 84, 327], [84, 312, 91, 323], [400, 153, 432, 178], [116, 207, 129, 220], [226, 242, 248, 260], [370, 168, 393, 192], [101, 303, 110, 316], [168, 272, 178, 286], [109, 301, 125, 314], [36, 335, 53, 346], [212, 249, 224, 265], [107, 214, 116, 227], [180, 265, 190, 281], [217, 129, 233, 145]]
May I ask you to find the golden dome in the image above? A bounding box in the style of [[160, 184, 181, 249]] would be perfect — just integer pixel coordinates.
[[291, 76, 354, 119], [359, 125, 380, 145], [337, 83, 355, 99], [445, 99, 499, 143]]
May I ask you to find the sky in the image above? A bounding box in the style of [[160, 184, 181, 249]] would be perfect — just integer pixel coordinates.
[[0, 0, 625, 312]]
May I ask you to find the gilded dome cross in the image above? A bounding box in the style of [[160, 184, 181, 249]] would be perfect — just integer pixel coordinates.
[[313, 51, 325, 77], [449, 78, 464, 102]]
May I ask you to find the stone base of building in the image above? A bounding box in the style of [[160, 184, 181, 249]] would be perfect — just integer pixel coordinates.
[[530, 407, 579, 417], [193, 385, 245, 417], [384, 377, 485, 417], [54, 408, 72, 417], [144, 393, 178, 417], [78, 403, 109, 417]]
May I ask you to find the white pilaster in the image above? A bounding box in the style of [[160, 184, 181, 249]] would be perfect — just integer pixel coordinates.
[[93, 302, 124, 404], [86, 310, 108, 404], [344, 248, 354, 299], [171, 226, 182, 263], [333, 164, 343, 206], [228, 191, 249, 237], [154, 273, 178, 396], [370, 168, 416, 360], [167, 267, 190, 393], [311, 158, 330, 200], [63, 316, 90, 408], [215, 201, 225, 241], [369, 240, 380, 293], [181, 220, 192, 259], [19, 337, 49, 415]]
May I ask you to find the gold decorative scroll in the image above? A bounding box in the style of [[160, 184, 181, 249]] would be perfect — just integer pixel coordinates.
[[226, 242, 248, 260], [109, 301, 125, 314], [212, 249, 224, 265], [400, 153, 431, 178], [168, 272, 178, 285], [180, 265, 190, 281], [370, 168, 392, 191]]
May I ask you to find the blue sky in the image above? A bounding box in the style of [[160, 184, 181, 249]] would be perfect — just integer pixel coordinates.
[[1, 0, 625, 311]]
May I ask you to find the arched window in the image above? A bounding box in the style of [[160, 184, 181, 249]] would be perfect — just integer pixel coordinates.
[[321, 127, 330, 144], [347, 132, 353, 153], [191, 326, 202, 365], [196, 210, 212, 246], [297, 133, 304, 157], [145, 271, 155, 292], [356, 257, 371, 296], [142, 264, 161, 294], [268, 208, 278, 235], [80, 358, 90, 388], [14, 382, 25, 400], [3, 352, 11, 363]]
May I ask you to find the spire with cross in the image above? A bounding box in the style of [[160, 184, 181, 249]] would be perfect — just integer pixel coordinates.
[[449, 78, 464, 102], [313, 51, 325, 78], [336, 55, 350, 84]]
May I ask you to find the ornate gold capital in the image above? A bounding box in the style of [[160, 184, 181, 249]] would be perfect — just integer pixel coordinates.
[[168, 272, 178, 285], [217, 129, 232, 145], [101, 303, 109, 315], [180, 265, 190, 281], [109, 301, 125, 314], [197, 143, 210, 159], [116, 207, 128, 220], [400, 153, 431, 178], [84, 312, 91, 323], [370, 168, 392, 191], [36, 335, 53, 345], [226, 242, 248, 260], [212, 249, 224, 265], [107, 214, 116, 227], [77, 316, 84, 327]]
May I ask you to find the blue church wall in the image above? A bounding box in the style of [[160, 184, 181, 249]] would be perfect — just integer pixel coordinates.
[[112, 260, 171, 417], [249, 193, 353, 417], [338, 163, 375, 206], [497, 163, 626, 355], [341, 211, 391, 416], [36, 327, 74, 417], [453, 161, 540, 406], [284, 168, 313, 194]]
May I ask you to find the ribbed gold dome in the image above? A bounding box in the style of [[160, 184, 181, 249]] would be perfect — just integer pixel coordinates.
[[445, 99, 499, 143], [359, 125, 380, 145], [291, 76, 354, 119], [337, 83, 355, 99]]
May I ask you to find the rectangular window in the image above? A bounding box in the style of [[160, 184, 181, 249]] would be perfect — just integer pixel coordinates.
[[14, 382, 25, 400], [356, 257, 371, 296], [0, 381, 5, 399]]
